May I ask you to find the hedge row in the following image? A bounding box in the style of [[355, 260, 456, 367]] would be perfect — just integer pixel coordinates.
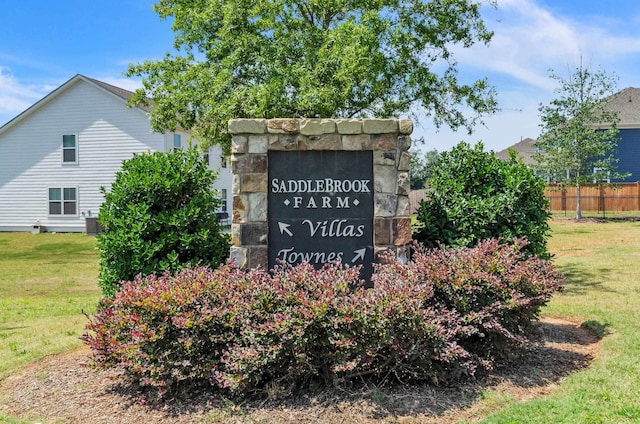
[[83, 239, 562, 398]]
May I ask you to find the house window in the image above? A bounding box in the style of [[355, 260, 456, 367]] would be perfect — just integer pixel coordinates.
[[593, 168, 611, 183], [62, 134, 77, 163], [220, 189, 228, 212], [203, 149, 210, 166], [173, 134, 181, 152], [49, 187, 77, 215], [221, 156, 227, 168]]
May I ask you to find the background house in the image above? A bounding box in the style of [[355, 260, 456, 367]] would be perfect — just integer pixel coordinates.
[[0, 74, 231, 233], [496, 87, 640, 183], [601, 87, 640, 182], [494, 137, 537, 166]]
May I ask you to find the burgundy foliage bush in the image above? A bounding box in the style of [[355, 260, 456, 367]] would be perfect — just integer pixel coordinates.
[[82, 239, 562, 398]]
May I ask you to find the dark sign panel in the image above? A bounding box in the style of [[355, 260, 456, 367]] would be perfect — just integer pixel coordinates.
[[268, 151, 374, 280]]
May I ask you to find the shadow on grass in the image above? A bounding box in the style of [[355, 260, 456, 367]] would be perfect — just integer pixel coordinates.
[[93, 319, 601, 423], [580, 320, 611, 339], [557, 263, 617, 296], [0, 326, 28, 332]]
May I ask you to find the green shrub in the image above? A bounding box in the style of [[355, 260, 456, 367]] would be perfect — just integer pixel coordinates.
[[83, 240, 562, 398], [96, 148, 230, 297], [413, 142, 551, 258]]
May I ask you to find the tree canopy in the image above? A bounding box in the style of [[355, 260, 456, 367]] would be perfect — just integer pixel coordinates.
[[127, 0, 498, 151], [410, 147, 440, 189], [534, 63, 630, 219]]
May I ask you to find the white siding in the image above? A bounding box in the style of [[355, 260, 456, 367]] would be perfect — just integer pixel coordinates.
[[0, 77, 234, 233], [205, 144, 233, 217], [0, 79, 165, 232], [215, 153, 233, 217], [170, 131, 234, 220]]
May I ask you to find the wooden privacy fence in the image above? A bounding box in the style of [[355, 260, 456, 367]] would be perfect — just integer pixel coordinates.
[[410, 182, 640, 214], [545, 183, 640, 213], [409, 189, 427, 213]]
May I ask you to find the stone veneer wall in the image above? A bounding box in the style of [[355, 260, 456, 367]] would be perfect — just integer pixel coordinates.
[[228, 118, 413, 270]]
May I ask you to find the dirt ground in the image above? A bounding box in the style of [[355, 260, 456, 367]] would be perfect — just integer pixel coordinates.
[[0, 317, 600, 424]]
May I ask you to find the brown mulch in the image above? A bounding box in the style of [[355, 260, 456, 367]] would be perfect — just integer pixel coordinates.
[[0, 317, 601, 424]]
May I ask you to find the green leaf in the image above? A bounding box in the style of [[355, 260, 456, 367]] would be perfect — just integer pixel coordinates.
[[126, 0, 498, 151]]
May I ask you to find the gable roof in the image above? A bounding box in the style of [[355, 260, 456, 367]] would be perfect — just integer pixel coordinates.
[[0, 74, 150, 136], [494, 137, 537, 165], [602, 87, 640, 128], [496, 87, 640, 164]]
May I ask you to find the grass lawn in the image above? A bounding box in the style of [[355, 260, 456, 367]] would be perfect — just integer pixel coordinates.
[[1, 220, 640, 422], [478, 218, 640, 423], [0, 233, 100, 380]]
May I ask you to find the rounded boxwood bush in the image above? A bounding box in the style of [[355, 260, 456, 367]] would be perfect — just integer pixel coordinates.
[[96, 147, 230, 297], [414, 142, 551, 258]]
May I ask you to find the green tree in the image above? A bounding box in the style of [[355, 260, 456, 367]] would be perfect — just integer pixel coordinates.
[[534, 63, 630, 219], [414, 142, 551, 258], [410, 148, 440, 189], [127, 0, 498, 152], [97, 148, 231, 297]]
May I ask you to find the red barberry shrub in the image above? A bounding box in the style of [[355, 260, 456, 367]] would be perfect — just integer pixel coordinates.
[[83, 264, 253, 394], [82, 239, 562, 398], [397, 238, 563, 361]]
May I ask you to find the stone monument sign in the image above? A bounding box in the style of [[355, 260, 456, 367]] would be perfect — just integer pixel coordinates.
[[228, 118, 412, 281]]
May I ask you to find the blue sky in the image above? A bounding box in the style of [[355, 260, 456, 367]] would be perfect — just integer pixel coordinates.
[[2, 0, 640, 153]]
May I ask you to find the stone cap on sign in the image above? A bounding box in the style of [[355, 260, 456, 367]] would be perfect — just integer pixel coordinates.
[[229, 118, 413, 136]]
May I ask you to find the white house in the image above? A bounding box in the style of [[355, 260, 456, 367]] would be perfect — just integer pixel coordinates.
[[0, 74, 232, 232]]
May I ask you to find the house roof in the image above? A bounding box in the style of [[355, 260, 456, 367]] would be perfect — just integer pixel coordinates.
[[0, 74, 150, 135], [602, 87, 640, 128], [494, 137, 537, 165], [496, 87, 640, 163]]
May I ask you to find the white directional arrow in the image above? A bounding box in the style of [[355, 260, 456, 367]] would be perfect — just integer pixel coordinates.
[[278, 222, 293, 237], [352, 248, 366, 263]]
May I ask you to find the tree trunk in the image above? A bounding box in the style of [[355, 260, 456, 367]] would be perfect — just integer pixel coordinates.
[[575, 183, 582, 219]]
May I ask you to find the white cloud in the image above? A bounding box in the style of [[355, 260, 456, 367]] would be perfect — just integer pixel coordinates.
[[0, 67, 46, 114], [417, 0, 640, 153], [455, 0, 583, 91]]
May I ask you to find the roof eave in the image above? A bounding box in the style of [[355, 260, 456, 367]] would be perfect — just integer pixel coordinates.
[[0, 74, 150, 136]]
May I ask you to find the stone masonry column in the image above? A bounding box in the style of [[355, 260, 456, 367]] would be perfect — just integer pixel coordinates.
[[228, 118, 413, 275]]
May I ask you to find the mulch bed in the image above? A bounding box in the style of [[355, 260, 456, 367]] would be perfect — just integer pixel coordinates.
[[0, 317, 600, 423]]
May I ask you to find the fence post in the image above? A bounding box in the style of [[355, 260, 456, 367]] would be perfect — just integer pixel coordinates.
[[600, 184, 606, 218]]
